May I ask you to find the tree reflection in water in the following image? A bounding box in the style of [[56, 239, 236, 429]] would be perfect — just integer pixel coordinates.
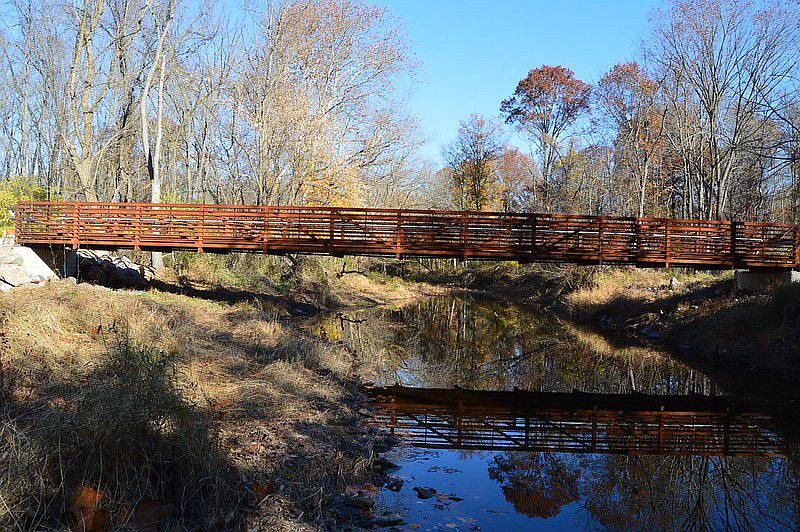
[[317, 295, 800, 528], [324, 295, 714, 395], [488, 452, 581, 519]]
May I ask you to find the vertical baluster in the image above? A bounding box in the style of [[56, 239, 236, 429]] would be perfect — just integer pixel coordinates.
[[72, 204, 80, 249], [461, 213, 469, 260], [598, 216, 604, 265], [664, 219, 671, 268], [261, 205, 270, 253], [134, 204, 141, 251], [394, 211, 402, 259], [197, 204, 205, 253], [329, 209, 334, 255], [795, 225, 799, 267]]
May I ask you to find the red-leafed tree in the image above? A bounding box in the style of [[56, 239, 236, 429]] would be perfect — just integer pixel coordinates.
[[501, 66, 591, 210]]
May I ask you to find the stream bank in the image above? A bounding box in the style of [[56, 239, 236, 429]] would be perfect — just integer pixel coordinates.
[[0, 259, 441, 530]]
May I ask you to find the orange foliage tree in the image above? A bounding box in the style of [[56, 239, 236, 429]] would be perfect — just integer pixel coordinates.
[[501, 65, 591, 211]]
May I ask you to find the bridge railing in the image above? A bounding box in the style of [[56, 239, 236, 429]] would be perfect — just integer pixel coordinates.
[[14, 201, 800, 269]]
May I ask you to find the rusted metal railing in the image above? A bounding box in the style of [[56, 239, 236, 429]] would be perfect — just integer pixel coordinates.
[[14, 201, 800, 269]]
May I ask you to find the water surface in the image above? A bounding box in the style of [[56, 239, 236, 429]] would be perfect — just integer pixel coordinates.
[[314, 296, 799, 530]]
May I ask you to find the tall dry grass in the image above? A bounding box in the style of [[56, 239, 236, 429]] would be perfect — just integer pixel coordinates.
[[1, 338, 240, 530], [0, 280, 385, 529]]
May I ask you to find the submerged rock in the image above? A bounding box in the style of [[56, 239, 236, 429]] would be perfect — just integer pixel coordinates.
[[373, 511, 404, 527], [412, 486, 436, 499], [372, 457, 399, 473], [384, 477, 403, 492]]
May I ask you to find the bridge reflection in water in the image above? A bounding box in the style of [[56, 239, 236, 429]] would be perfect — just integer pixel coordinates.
[[369, 386, 784, 457]]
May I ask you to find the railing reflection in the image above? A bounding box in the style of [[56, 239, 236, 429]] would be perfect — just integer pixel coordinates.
[[369, 386, 784, 457]]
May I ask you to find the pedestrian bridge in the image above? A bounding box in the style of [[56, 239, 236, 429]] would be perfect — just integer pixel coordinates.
[[14, 201, 800, 269]]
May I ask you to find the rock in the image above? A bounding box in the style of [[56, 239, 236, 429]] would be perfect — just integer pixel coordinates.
[[285, 301, 319, 317], [384, 477, 403, 492], [0, 249, 23, 266], [0, 264, 33, 286], [412, 487, 436, 499], [74, 251, 149, 288], [372, 457, 399, 473], [640, 326, 661, 340], [344, 495, 374, 511], [0, 246, 58, 288], [373, 512, 404, 527], [669, 276, 680, 289]]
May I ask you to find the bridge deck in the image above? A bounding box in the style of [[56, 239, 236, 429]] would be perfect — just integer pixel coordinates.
[[15, 202, 800, 269]]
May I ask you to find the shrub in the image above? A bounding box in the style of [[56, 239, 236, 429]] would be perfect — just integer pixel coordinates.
[[0, 176, 50, 235]]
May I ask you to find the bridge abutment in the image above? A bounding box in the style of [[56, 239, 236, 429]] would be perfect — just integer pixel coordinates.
[[735, 269, 800, 292]]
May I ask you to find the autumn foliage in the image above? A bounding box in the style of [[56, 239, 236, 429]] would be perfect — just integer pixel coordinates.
[[501, 65, 592, 138]]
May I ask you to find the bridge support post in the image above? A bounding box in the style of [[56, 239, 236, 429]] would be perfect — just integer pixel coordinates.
[[735, 269, 800, 292]]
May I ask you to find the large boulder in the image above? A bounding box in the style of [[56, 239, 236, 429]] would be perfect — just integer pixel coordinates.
[[0, 246, 58, 289]]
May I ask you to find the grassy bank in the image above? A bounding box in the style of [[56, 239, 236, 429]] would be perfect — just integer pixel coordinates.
[[0, 256, 438, 530], [563, 268, 800, 399]]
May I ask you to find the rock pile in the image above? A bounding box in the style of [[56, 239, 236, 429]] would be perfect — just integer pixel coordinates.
[[74, 250, 155, 288]]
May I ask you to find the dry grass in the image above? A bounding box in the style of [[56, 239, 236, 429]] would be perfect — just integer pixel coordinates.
[[164, 252, 444, 310], [0, 280, 389, 530], [566, 268, 722, 320]]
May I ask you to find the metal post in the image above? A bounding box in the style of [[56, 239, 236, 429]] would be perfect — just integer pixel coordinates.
[[461, 214, 469, 261], [598, 216, 604, 265], [395, 212, 402, 259], [328, 211, 334, 254], [268, 206, 269, 253], [197, 204, 205, 253], [71, 204, 79, 249], [133, 204, 141, 251]]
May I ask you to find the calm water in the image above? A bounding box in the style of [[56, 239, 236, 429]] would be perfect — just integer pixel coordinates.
[[313, 296, 800, 531]]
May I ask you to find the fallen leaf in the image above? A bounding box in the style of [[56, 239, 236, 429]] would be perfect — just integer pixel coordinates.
[[210, 399, 233, 419], [252, 482, 273, 499], [345, 483, 378, 499], [70, 486, 106, 532]]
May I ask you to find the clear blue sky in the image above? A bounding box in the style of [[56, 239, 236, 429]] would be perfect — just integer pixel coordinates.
[[371, 0, 663, 161]]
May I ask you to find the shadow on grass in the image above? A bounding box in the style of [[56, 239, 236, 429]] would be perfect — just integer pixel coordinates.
[[0, 338, 244, 530], [147, 278, 320, 317]]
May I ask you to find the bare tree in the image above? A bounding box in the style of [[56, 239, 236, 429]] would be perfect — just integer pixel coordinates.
[[649, 0, 800, 219], [443, 114, 504, 211]]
